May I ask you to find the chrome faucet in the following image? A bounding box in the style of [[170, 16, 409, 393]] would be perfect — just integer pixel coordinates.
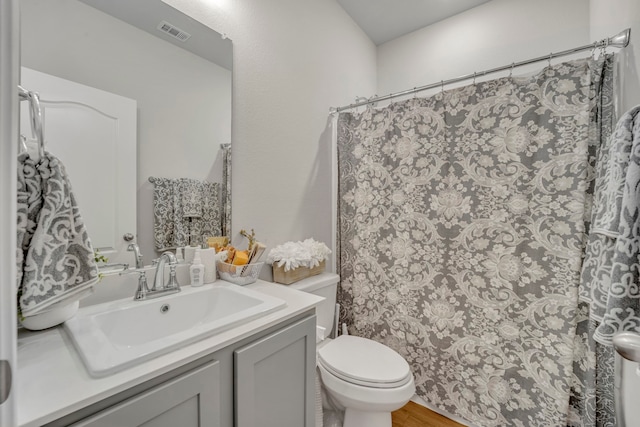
[[124, 251, 180, 301], [127, 242, 144, 269], [151, 251, 181, 293]]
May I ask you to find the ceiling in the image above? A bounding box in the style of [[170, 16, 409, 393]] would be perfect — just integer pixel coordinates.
[[79, 0, 492, 65], [337, 0, 492, 45]]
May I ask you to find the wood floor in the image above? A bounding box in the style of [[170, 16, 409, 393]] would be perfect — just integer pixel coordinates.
[[392, 401, 464, 427]]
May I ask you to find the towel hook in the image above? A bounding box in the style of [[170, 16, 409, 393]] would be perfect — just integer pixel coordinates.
[[27, 90, 45, 160], [18, 134, 28, 154]]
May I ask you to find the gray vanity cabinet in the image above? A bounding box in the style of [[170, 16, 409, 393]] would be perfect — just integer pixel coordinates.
[[71, 360, 221, 427], [43, 312, 316, 427], [235, 315, 316, 427]]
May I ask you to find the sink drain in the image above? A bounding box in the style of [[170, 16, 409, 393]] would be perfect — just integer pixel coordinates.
[[160, 304, 170, 314]]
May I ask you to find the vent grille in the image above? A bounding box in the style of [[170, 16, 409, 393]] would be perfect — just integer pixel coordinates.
[[157, 21, 191, 42]]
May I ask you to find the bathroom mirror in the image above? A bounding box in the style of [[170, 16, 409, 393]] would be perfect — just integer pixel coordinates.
[[20, 0, 232, 268]]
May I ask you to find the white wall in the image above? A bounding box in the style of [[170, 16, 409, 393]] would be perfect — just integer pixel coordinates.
[[21, 0, 232, 265], [163, 0, 377, 277], [377, 0, 591, 97], [590, 0, 640, 114]]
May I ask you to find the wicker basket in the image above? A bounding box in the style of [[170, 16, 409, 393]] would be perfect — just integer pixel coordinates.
[[217, 261, 264, 286], [272, 260, 326, 285]]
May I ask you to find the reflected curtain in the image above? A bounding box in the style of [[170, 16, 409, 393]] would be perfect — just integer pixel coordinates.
[[337, 57, 614, 426]]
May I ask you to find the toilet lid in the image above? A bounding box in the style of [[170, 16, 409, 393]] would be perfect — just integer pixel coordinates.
[[318, 335, 412, 389]]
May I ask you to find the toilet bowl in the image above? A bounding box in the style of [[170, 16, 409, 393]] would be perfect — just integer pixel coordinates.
[[289, 273, 415, 427], [318, 334, 415, 427]]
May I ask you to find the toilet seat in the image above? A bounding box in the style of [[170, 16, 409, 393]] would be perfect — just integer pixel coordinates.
[[318, 335, 412, 389]]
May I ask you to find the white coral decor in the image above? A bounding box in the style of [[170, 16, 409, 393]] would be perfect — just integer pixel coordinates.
[[266, 238, 331, 272]]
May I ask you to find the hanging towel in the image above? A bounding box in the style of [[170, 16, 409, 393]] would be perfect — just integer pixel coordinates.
[[172, 179, 191, 246], [18, 152, 99, 317], [152, 177, 221, 250], [180, 178, 204, 218], [152, 177, 176, 250], [200, 182, 220, 238], [580, 107, 636, 320], [593, 107, 640, 344], [16, 152, 40, 290], [581, 106, 640, 344]]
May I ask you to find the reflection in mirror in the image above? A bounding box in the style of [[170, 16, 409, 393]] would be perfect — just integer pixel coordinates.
[[20, 0, 232, 269]]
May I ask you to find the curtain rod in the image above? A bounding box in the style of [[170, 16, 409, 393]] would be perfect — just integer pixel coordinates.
[[330, 28, 631, 114]]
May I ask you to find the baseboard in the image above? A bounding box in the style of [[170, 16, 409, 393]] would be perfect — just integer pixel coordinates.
[[410, 394, 477, 427]]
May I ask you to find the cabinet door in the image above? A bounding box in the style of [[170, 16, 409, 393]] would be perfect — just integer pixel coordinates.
[[235, 315, 316, 427], [72, 361, 220, 427]]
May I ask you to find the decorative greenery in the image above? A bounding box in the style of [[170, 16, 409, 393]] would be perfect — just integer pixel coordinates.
[[94, 249, 108, 281], [94, 249, 108, 264]]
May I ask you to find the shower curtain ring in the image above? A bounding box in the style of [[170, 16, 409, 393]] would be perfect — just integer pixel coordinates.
[[509, 63, 515, 78], [473, 72, 476, 85], [548, 53, 553, 67], [601, 38, 610, 56], [441, 80, 444, 93], [590, 41, 598, 59]]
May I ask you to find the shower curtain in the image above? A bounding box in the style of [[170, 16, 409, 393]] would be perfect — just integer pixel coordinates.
[[337, 56, 614, 426]]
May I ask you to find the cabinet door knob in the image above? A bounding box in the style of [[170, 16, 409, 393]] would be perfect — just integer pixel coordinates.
[[123, 233, 135, 242]]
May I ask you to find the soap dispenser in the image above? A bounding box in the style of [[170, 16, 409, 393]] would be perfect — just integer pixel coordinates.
[[190, 248, 205, 287]]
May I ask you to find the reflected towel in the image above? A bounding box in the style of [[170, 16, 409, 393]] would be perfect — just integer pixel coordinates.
[[152, 177, 176, 250], [200, 182, 221, 238], [18, 152, 99, 317], [180, 178, 204, 218], [152, 177, 221, 250]]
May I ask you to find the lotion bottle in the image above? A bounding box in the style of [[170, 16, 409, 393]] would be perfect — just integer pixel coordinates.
[[190, 248, 205, 287]]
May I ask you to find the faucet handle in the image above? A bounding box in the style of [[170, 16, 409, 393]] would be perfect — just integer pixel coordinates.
[[165, 265, 181, 291], [133, 270, 150, 301]]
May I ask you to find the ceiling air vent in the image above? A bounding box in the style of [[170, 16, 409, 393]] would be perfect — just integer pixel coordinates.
[[157, 21, 191, 42]]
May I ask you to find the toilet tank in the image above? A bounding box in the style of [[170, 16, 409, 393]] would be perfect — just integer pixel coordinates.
[[288, 273, 339, 335]]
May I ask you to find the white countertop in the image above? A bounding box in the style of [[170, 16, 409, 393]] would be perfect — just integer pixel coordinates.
[[16, 280, 323, 427]]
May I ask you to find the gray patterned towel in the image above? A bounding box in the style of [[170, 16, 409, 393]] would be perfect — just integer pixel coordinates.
[[16, 152, 38, 289], [153, 177, 220, 250], [181, 178, 204, 218], [17, 152, 99, 317], [582, 106, 640, 344], [152, 177, 175, 250]]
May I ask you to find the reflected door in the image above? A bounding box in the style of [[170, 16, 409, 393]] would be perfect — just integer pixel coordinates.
[[20, 67, 137, 264]]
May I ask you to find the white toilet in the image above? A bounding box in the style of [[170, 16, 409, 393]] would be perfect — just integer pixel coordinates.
[[289, 273, 415, 427]]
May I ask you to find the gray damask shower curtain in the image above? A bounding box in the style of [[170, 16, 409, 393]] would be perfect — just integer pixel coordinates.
[[337, 57, 614, 426]]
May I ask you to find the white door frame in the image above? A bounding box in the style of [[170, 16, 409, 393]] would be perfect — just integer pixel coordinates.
[[0, 0, 19, 425]]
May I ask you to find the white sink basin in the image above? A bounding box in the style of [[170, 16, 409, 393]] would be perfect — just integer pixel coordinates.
[[64, 282, 286, 377]]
